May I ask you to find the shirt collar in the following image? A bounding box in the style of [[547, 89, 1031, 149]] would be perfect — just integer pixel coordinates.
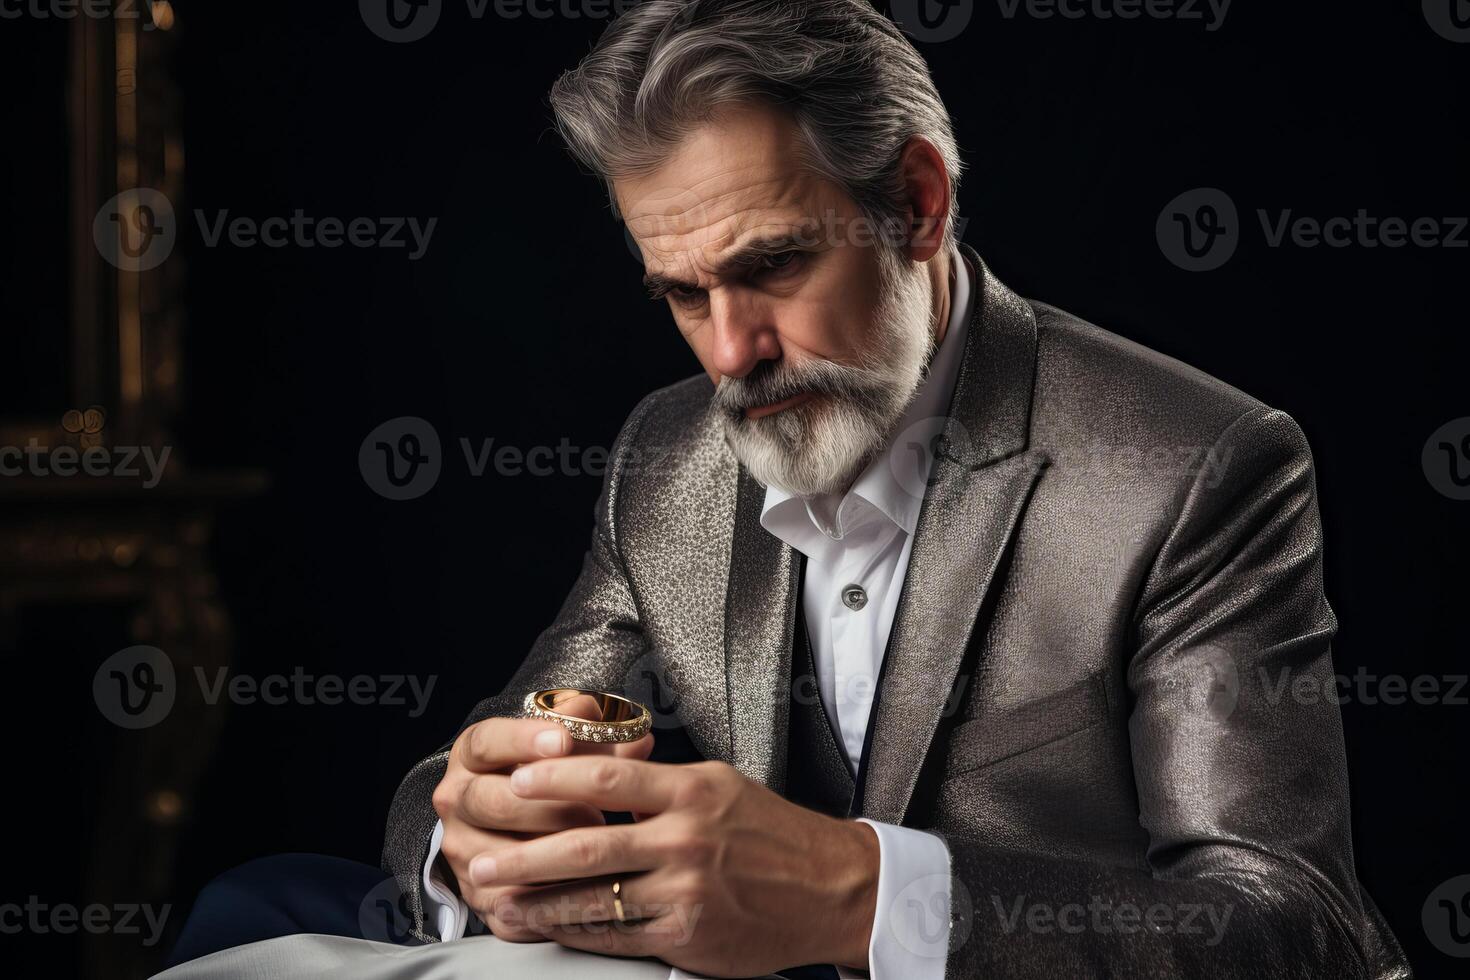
[[759, 245, 975, 559]]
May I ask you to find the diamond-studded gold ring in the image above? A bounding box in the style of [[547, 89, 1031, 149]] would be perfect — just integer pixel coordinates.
[[522, 689, 653, 744]]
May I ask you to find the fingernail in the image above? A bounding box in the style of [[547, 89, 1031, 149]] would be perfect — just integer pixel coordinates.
[[533, 730, 565, 757], [510, 767, 533, 793], [469, 855, 497, 885]]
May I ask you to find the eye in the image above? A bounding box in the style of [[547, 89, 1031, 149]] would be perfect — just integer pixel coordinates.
[[757, 250, 804, 277], [668, 284, 705, 307]]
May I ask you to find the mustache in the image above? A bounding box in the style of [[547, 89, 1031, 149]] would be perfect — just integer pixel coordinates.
[[713, 356, 879, 416]]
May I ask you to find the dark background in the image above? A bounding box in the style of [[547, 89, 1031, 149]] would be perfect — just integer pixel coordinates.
[[3, 1, 1467, 976]]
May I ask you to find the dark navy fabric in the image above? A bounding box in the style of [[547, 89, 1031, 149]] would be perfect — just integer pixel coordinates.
[[165, 853, 417, 968]]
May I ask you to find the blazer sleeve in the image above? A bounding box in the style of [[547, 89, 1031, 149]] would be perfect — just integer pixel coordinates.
[[380, 393, 656, 941], [932, 407, 1379, 978]]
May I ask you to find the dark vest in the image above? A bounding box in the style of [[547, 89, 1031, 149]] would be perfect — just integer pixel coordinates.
[[647, 559, 882, 822], [775, 560, 866, 980], [783, 558, 862, 818]]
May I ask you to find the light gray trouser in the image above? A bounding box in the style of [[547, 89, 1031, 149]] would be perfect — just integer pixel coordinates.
[[152, 933, 787, 980]]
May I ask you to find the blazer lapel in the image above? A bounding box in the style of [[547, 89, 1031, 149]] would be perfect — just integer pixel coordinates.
[[858, 249, 1050, 825], [723, 468, 801, 790]]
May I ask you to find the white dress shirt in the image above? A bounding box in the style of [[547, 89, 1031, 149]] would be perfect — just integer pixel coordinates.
[[423, 247, 972, 980], [755, 246, 969, 980]]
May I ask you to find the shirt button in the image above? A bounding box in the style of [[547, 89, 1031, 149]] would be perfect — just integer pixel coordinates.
[[841, 585, 868, 611]]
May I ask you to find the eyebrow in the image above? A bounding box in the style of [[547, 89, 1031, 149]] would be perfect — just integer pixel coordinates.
[[641, 231, 814, 297]]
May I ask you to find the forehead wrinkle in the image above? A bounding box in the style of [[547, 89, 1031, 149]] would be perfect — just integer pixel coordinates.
[[626, 173, 805, 246], [637, 194, 828, 288], [644, 221, 821, 292], [624, 152, 841, 289]]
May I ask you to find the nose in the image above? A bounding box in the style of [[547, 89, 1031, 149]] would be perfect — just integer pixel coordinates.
[[708, 287, 781, 381]]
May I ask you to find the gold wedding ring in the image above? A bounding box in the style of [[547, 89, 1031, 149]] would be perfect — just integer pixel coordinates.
[[611, 879, 627, 923], [522, 689, 653, 744]]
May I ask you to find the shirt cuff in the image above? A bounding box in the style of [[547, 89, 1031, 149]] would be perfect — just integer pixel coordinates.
[[849, 819, 952, 980], [422, 819, 471, 941]]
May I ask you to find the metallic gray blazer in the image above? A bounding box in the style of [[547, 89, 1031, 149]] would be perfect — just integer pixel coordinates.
[[384, 246, 1409, 978]]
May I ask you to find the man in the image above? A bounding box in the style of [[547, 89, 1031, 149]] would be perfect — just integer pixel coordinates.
[[164, 1, 1409, 978]]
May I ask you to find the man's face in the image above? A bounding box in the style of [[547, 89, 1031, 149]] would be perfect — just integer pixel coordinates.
[[614, 105, 936, 497]]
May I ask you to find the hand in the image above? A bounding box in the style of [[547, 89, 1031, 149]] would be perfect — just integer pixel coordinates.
[[431, 697, 654, 941], [469, 757, 880, 977]]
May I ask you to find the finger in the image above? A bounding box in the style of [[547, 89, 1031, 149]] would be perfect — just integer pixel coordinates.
[[532, 694, 644, 759], [466, 884, 556, 943], [469, 822, 659, 886], [554, 693, 605, 721], [612, 732, 655, 761], [500, 873, 666, 927], [568, 727, 654, 765], [458, 717, 574, 773], [509, 756, 680, 813], [439, 819, 511, 876], [458, 774, 604, 833], [610, 735, 657, 818], [532, 920, 658, 960]]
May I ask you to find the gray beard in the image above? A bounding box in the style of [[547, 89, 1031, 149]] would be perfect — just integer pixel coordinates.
[[714, 248, 937, 497]]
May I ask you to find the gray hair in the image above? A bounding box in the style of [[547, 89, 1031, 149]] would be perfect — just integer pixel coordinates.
[[548, 0, 963, 254]]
